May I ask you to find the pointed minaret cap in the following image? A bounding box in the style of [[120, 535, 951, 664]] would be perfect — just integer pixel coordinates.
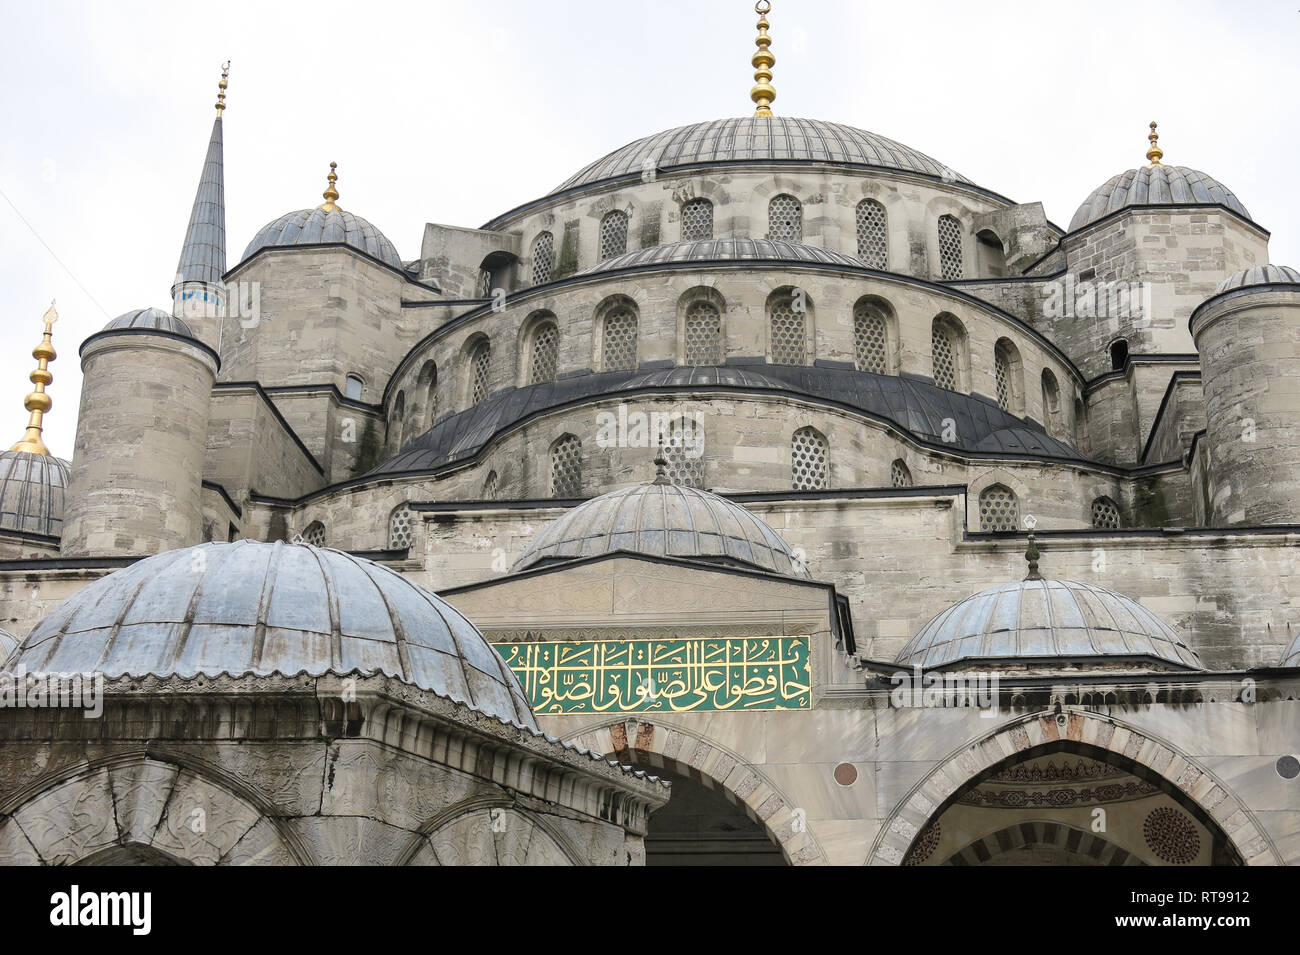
[[172, 63, 228, 297], [750, 1, 776, 117], [319, 162, 341, 212], [1146, 121, 1164, 166], [10, 302, 58, 456]]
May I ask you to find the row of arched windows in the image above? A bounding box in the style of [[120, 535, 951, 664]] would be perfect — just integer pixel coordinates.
[[976, 487, 1123, 532]]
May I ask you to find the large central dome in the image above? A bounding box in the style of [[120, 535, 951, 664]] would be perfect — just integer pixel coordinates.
[[549, 116, 969, 195]]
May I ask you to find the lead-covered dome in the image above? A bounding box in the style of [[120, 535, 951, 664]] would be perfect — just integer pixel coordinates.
[[513, 481, 809, 578], [896, 578, 1203, 671], [0, 628, 17, 666], [0, 450, 71, 537], [576, 238, 868, 276], [243, 207, 402, 269], [550, 117, 969, 195], [8, 539, 536, 729], [1215, 264, 1300, 294], [1070, 165, 1251, 232], [101, 307, 196, 338]]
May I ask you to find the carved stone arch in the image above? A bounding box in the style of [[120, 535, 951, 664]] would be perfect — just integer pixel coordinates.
[[516, 308, 560, 386], [765, 284, 816, 366], [852, 293, 900, 375], [592, 293, 641, 372], [460, 331, 492, 408], [399, 793, 582, 866], [867, 711, 1281, 866], [939, 821, 1145, 866], [924, 197, 974, 280], [968, 467, 1030, 533], [676, 285, 728, 365], [0, 753, 312, 866], [560, 718, 829, 866]]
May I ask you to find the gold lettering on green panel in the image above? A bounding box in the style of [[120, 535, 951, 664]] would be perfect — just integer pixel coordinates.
[[493, 636, 811, 713]]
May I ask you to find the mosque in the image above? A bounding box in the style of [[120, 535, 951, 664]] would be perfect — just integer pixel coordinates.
[[0, 3, 1298, 865]]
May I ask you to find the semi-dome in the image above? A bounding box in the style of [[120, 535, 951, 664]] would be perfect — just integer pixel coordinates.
[[1215, 264, 1300, 294], [550, 116, 970, 196], [0, 450, 71, 537], [101, 307, 196, 338], [896, 578, 1204, 671], [576, 238, 868, 276], [513, 480, 810, 578], [7, 539, 537, 729], [243, 207, 402, 268], [1070, 165, 1250, 232]]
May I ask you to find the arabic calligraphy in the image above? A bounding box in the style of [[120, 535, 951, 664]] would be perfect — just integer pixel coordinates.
[[493, 636, 811, 713]]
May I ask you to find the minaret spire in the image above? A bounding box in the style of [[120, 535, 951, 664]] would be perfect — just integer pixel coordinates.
[[1146, 121, 1163, 166], [10, 302, 59, 456], [172, 62, 229, 317], [750, 1, 776, 117]]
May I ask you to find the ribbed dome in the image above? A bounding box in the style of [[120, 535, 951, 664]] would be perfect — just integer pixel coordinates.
[[576, 238, 868, 276], [0, 450, 71, 537], [896, 578, 1203, 671], [1281, 630, 1300, 668], [551, 117, 969, 195], [8, 540, 536, 729], [102, 307, 196, 338], [1215, 264, 1300, 294], [0, 628, 17, 667], [243, 207, 402, 268], [1070, 165, 1250, 232], [513, 482, 809, 578]]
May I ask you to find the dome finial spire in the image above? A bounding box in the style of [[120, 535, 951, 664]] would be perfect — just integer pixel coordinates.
[[652, 430, 670, 485], [215, 61, 230, 116], [10, 301, 58, 456], [1146, 121, 1163, 166], [750, 1, 776, 117], [319, 161, 341, 211], [1022, 514, 1041, 581]]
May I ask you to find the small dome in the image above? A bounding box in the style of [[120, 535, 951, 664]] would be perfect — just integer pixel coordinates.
[[0, 628, 17, 666], [576, 238, 868, 277], [243, 207, 402, 268], [1070, 165, 1250, 232], [8, 540, 536, 729], [1215, 264, 1300, 294], [896, 578, 1203, 671], [0, 450, 71, 537], [102, 307, 196, 338], [513, 482, 809, 578]]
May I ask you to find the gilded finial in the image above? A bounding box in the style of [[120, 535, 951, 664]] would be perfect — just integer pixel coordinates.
[[750, 1, 776, 117], [1146, 121, 1163, 166], [652, 431, 670, 485], [10, 301, 59, 456], [1022, 514, 1041, 581], [215, 61, 230, 116], [319, 162, 341, 212]]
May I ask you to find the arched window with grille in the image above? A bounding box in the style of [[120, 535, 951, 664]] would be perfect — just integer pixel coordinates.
[[662, 416, 706, 488], [791, 426, 828, 491], [301, 521, 326, 547], [994, 338, 1024, 415], [388, 504, 414, 550], [482, 470, 499, 500], [528, 319, 559, 384], [853, 297, 892, 374], [531, 231, 554, 286], [979, 484, 1019, 532], [931, 314, 966, 392], [680, 198, 714, 241], [601, 303, 639, 372], [856, 199, 888, 269], [891, 459, 912, 488], [1091, 496, 1121, 529], [769, 289, 807, 366], [550, 434, 582, 498], [469, 339, 491, 406], [768, 194, 802, 241], [683, 298, 723, 365], [1041, 368, 1062, 434], [600, 210, 629, 260], [938, 214, 964, 280]]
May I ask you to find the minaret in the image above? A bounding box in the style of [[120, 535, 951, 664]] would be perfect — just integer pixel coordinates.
[[171, 62, 229, 349], [10, 302, 59, 456]]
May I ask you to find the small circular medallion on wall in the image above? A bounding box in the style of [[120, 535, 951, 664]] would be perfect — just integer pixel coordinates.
[[1277, 755, 1300, 780], [1143, 807, 1200, 864], [833, 762, 858, 787]]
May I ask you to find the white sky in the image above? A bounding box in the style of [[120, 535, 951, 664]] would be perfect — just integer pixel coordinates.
[[1, 0, 1297, 459]]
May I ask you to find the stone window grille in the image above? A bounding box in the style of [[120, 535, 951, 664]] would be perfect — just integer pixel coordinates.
[[791, 427, 828, 491], [470, 341, 491, 405], [979, 485, 1019, 532], [769, 294, 806, 366], [550, 435, 582, 498], [681, 198, 714, 241], [932, 321, 958, 391], [531, 231, 554, 286], [600, 211, 629, 260], [938, 214, 964, 280], [663, 416, 705, 488], [1091, 497, 1121, 529], [388, 505, 414, 550], [529, 321, 559, 384], [891, 459, 912, 488], [482, 470, 499, 500], [768, 194, 802, 241], [301, 521, 326, 547], [856, 199, 888, 269], [684, 300, 723, 365], [603, 308, 639, 372], [995, 350, 1011, 411], [854, 301, 888, 374]]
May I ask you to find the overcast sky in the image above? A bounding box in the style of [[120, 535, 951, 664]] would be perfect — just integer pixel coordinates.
[[1, 0, 1296, 458]]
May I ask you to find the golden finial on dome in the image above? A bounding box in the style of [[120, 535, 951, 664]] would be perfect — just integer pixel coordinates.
[[319, 162, 341, 212], [215, 61, 230, 116], [10, 301, 59, 456], [750, 1, 776, 117], [1146, 121, 1163, 166]]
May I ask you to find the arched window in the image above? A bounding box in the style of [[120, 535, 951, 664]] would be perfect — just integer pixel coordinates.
[[476, 268, 493, 298], [931, 314, 966, 392], [389, 504, 414, 549], [791, 427, 828, 491], [528, 319, 559, 384], [531, 231, 554, 286], [482, 470, 499, 500], [344, 374, 364, 400], [301, 521, 326, 547], [979, 484, 1020, 532], [600, 210, 628, 260], [391, 391, 406, 448], [469, 339, 491, 406], [856, 199, 888, 269], [768, 194, 802, 241], [419, 361, 438, 427], [1074, 398, 1087, 451], [1109, 338, 1129, 371], [994, 338, 1023, 414], [938, 214, 964, 280], [601, 304, 639, 372], [891, 459, 912, 488], [662, 415, 706, 488], [550, 434, 582, 498], [769, 289, 807, 366], [684, 299, 723, 365], [1091, 496, 1121, 529], [681, 198, 714, 241], [853, 297, 891, 374], [1041, 368, 1061, 433]]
